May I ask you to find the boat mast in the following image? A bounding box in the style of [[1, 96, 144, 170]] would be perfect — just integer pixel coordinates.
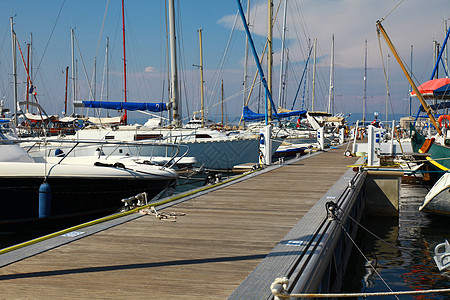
[[71, 29, 76, 116], [242, 0, 250, 127], [10, 17, 18, 126], [121, 0, 128, 124], [267, 0, 273, 122], [445, 19, 449, 75], [26, 43, 30, 113], [409, 44, 413, 117], [327, 34, 334, 115], [168, 0, 180, 127], [363, 39, 367, 123], [197, 28, 205, 128], [106, 36, 109, 103], [64, 66, 69, 117], [385, 54, 389, 122], [221, 79, 224, 125], [376, 20, 442, 135], [277, 0, 287, 109], [311, 38, 317, 111]]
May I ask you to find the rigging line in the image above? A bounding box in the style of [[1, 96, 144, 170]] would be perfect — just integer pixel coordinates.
[[74, 33, 95, 102], [237, 0, 283, 126], [334, 216, 400, 300], [35, 0, 66, 79], [95, 0, 110, 58], [377, 30, 393, 118], [346, 212, 414, 256], [207, 11, 239, 118], [379, 0, 405, 23]]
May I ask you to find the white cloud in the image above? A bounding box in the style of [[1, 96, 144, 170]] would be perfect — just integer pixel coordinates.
[[219, 0, 450, 71], [144, 66, 157, 73]]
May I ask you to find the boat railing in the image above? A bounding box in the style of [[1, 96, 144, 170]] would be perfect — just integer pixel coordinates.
[[4, 138, 189, 169]]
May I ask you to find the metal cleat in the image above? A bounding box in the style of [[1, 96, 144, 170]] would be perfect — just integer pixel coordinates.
[[433, 240, 450, 271]]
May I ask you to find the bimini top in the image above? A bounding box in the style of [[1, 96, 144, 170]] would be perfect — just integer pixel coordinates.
[[242, 106, 306, 122], [76, 101, 170, 112]]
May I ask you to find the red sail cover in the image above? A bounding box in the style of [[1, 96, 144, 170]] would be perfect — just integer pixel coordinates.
[[411, 78, 450, 98]]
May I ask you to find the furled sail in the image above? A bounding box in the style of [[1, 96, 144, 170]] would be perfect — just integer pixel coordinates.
[[242, 106, 306, 122], [75, 101, 170, 112]]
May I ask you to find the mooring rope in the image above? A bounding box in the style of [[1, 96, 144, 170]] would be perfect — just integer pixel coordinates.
[[326, 201, 399, 299], [270, 276, 450, 299]]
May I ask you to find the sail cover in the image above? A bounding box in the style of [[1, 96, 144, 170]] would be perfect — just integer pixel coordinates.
[[79, 101, 169, 112], [242, 106, 306, 121], [411, 78, 450, 98]]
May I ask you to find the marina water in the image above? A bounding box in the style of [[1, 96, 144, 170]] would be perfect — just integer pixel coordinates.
[[343, 181, 450, 299]]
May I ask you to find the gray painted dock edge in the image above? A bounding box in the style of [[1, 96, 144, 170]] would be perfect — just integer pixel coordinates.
[[228, 158, 366, 299]]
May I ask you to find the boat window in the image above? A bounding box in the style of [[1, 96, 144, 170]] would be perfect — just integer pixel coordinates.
[[105, 135, 115, 140], [134, 134, 163, 140], [195, 134, 212, 138]]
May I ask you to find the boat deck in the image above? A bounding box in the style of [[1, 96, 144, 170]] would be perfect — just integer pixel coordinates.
[[0, 147, 358, 299]]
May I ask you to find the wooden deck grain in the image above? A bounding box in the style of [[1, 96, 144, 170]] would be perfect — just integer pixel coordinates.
[[0, 148, 358, 299]]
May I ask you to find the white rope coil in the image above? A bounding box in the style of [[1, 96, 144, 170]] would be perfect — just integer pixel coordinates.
[[139, 206, 185, 222]]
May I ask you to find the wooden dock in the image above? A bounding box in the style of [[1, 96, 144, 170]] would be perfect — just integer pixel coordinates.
[[0, 148, 358, 299]]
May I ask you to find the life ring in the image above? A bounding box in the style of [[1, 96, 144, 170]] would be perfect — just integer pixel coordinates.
[[438, 115, 450, 128]]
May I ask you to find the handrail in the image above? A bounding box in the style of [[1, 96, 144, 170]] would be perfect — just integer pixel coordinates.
[[2, 138, 190, 169]]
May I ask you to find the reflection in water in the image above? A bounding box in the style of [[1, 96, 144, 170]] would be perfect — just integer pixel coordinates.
[[343, 183, 450, 299]]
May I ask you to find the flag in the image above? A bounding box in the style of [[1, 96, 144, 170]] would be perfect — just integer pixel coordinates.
[[29, 85, 37, 95]]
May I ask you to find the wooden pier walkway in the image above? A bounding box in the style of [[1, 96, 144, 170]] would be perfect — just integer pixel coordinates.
[[0, 148, 358, 299]]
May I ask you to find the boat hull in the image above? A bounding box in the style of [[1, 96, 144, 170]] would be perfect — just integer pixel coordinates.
[[421, 172, 450, 216], [410, 125, 450, 180], [421, 187, 450, 216], [0, 165, 176, 231]]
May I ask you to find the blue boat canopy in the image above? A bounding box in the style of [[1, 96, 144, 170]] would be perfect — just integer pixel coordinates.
[[242, 106, 306, 122], [78, 101, 169, 112], [419, 101, 450, 112], [433, 83, 450, 98]]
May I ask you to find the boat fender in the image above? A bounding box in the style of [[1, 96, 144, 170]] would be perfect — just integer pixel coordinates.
[[39, 182, 52, 219], [419, 138, 435, 154]]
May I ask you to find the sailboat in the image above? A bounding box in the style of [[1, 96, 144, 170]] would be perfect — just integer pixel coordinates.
[[69, 0, 280, 171], [420, 171, 450, 216], [405, 26, 450, 179], [0, 119, 178, 230], [376, 18, 450, 216]]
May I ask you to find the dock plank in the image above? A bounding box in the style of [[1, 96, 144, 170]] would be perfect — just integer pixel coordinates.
[[0, 148, 357, 299]]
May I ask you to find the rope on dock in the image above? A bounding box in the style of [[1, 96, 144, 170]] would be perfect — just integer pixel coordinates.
[[138, 206, 185, 222], [0, 167, 257, 256], [270, 277, 450, 299]]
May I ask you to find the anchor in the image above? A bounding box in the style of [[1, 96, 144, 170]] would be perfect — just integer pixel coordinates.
[[433, 240, 450, 271]]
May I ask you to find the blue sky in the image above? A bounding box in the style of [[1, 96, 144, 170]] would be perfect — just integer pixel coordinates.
[[0, 0, 449, 124]]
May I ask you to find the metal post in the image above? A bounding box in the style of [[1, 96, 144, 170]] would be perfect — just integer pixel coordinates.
[[352, 120, 359, 154], [390, 120, 395, 155], [367, 125, 374, 166]]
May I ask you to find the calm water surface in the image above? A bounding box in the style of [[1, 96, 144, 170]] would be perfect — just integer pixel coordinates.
[[343, 181, 450, 299]]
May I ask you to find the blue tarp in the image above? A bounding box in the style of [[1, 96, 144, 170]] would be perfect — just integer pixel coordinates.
[[81, 101, 169, 112], [242, 106, 306, 122], [419, 101, 450, 112], [433, 84, 450, 98]]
